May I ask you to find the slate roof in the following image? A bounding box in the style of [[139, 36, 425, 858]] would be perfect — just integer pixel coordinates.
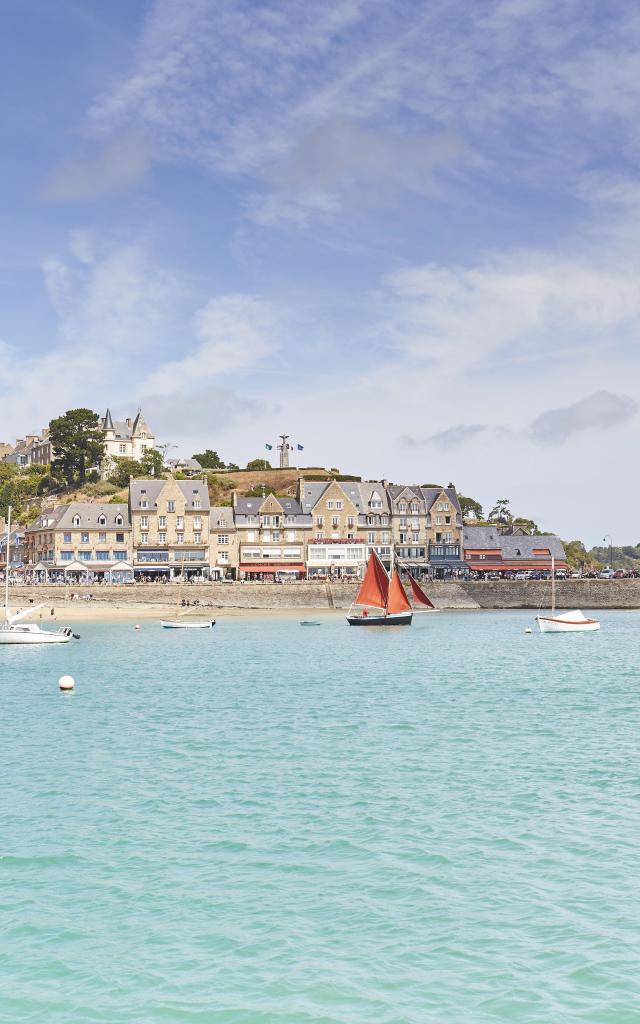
[[129, 479, 210, 511], [210, 507, 235, 529], [167, 458, 202, 471], [386, 484, 462, 522], [235, 495, 311, 524], [102, 409, 154, 440], [463, 525, 566, 559], [26, 503, 130, 532]]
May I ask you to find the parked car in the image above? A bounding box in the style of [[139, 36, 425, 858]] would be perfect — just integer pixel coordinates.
[[598, 568, 614, 579]]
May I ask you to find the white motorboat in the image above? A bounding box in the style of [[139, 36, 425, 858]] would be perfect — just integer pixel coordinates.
[[161, 620, 216, 629], [0, 621, 77, 644], [0, 507, 78, 645], [535, 556, 600, 634]]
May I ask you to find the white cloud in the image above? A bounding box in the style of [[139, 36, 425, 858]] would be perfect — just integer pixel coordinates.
[[42, 137, 151, 203], [384, 254, 640, 375], [141, 293, 279, 397]]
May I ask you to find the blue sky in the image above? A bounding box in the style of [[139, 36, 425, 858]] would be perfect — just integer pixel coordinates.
[[1, 0, 639, 544]]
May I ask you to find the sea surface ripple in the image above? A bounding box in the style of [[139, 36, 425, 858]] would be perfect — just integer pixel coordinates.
[[0, 610, 639, 1023]]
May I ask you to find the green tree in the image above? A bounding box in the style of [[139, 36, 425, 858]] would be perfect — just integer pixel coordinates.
[[246, 458, 271, 471], [108, 458, 144, 488], [488, 498, 512, 523], [563, 540, 589, 569], [226, 462, 240, 471], [245, 485, 276, 498], [459, 495, 484, 521], [140, 448, 164, 477], [512, 516, 541, 535], [192, 449, 225, 469], [50, 408, 105, 486]]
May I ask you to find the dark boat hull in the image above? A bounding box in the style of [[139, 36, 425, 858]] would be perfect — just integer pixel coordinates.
[[347, 612, 413, 626]]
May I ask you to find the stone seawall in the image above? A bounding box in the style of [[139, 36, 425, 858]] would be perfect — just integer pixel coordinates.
[[463, 579, 640, 609], [6, 579, 640, 610]]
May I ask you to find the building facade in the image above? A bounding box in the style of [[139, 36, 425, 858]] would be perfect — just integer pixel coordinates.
[[388, 485, 465, 578], [130, 477, 210, 578], [102, 409, 156, 474], [234, 492, 311, 580], [23, 503, 133, 580], [463, 526, 567, 575], [300, 478, 392, 577], [209, 506, 238, 578]]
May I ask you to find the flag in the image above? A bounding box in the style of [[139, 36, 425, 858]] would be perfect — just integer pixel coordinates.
[[297, 444, 304, 451], [265, 443, 273, 450]]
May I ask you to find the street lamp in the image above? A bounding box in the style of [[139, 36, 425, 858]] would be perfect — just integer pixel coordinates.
[[603, 534, 613, 571]]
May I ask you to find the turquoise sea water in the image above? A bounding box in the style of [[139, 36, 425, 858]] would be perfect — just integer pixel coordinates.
[[1, 609, 639, 1024]]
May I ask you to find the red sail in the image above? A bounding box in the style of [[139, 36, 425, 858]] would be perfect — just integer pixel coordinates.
[[354, 551, 389, 609], [386, 569, 412, 614], [409, 574, 435, 608]]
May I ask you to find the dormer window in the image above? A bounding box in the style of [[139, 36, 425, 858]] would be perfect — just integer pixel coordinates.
[[398, 502, 407, 513], [98, 514, 106, 526], [72, 515, 80, 526], [115, 514, 123, 526]]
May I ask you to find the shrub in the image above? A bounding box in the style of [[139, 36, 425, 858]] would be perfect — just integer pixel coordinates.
[[83, 480, 120, 497]]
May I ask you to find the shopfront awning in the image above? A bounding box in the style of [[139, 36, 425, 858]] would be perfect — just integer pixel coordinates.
[[240, 563, 305, 573], [428, 560, 468, 568]]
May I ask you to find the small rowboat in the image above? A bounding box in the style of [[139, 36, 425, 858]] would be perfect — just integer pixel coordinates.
[[161, 620, 216, 629]]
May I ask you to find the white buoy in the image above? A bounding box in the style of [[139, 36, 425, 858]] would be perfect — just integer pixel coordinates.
[[59, 674, 75, 691], [134, 624, 141, 631], [525, 627, 533, 634]]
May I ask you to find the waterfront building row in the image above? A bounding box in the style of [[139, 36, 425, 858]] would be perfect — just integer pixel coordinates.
[[13, 476, 566, 580]]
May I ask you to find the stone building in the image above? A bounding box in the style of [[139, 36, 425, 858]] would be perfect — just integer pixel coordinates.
[[463, 526, 567, 575], [387, 485, 464, 578], [209, 506, 238, 579], [23, 503, 132, 580], [101, 409, 156, 476], [130, 477, 210, 579], [234, 492, 310, 580], [301, 478, 393, 578], [3, 434, 40, 467]]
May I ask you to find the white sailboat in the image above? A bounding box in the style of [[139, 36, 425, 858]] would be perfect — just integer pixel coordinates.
[[535, 557, 600, 634], [0, 508, 78, 645]]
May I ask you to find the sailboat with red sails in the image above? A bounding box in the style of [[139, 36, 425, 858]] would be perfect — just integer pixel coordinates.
[[346, 549, 413, 625]]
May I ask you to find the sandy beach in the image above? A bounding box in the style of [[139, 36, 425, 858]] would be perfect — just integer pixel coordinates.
[[6, 602, 342, 623]]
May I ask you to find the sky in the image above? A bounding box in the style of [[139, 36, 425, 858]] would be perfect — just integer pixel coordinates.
[[0, 0, 639, 545]]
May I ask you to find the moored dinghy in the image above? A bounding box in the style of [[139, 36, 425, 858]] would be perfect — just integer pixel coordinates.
[[536, 610, 600, 634], [535, 556, 600, 633]]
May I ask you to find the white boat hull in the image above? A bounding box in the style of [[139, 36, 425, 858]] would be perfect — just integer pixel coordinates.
[[536, 610, 600, 633], [161, 620, 216, 629], [0, 624, 74, 645]]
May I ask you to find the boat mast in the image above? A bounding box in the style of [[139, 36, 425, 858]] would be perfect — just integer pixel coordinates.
[[4, 506, 11, 622], [551, 555, 555, 613]]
